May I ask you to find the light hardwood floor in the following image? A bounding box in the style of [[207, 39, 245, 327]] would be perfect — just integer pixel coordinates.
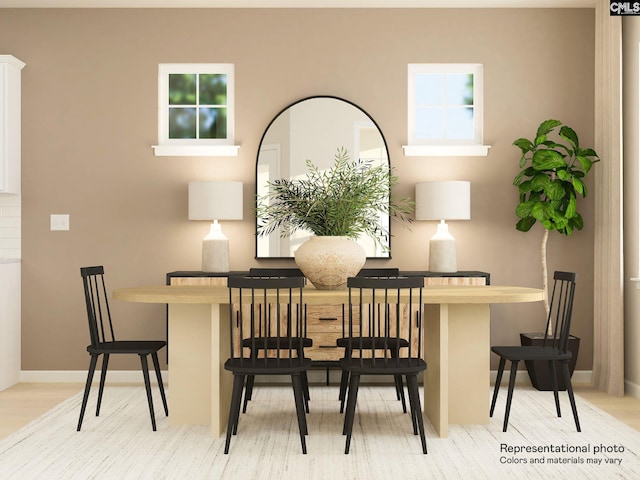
[[0, 382, 638, 441]]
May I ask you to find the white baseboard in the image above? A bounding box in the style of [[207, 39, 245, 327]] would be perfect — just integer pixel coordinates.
[[625, 379, 640, 399], [20, 370, 168, 385], [19, 369, 593, 387], [491, 369, 592, 386]]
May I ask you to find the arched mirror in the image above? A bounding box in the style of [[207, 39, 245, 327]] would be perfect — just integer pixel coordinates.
[[256, 96, 391, 259]]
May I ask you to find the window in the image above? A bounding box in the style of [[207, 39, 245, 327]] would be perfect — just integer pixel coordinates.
[[153, 63, 239, 157], [404, 63, 489, 157]]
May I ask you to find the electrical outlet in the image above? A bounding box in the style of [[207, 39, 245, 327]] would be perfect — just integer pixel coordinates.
[[50, 214, 70, 231]]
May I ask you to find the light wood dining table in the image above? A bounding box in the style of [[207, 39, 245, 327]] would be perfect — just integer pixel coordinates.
[[113, 283, 543, 438]]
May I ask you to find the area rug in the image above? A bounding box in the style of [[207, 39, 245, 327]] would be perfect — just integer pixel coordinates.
[[0, 386, 639, 480]]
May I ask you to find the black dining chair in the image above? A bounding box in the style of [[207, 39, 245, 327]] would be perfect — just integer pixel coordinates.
[[340, 275, 427, 454], [337, 268, 406, 413], [77, 266, 168, 431], [224, 275, 311, 454], [490, 271, 581, 432], [240, 268, 311, 413]]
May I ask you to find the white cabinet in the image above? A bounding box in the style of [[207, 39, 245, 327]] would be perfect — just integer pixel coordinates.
[[0, 55, 25, 195]]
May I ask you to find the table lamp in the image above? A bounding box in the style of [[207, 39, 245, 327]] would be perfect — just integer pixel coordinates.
[[415, 181, 470, 273], [188, 181, 243, 272]]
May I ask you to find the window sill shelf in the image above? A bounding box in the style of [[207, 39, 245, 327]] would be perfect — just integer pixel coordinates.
[[402, 145, 491, 157], [152, 145, 240, 157]]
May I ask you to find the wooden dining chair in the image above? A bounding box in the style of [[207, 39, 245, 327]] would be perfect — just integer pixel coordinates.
[[490, 271, 581, 432], [78, 266, 168, 431], [224, 275, 311, 454], [340, 275, 427, 454]]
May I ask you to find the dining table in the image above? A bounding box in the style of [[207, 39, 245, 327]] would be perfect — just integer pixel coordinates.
[[113, 283, 544, 438]]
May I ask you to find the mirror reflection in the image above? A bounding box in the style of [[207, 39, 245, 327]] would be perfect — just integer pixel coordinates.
[[256, 96, 391, 259]]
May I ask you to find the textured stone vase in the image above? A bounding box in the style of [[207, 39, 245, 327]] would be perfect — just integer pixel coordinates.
[[294, 236, 366, 290]]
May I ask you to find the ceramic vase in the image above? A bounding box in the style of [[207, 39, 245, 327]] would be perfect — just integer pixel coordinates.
[[294, 236, 366, 290]]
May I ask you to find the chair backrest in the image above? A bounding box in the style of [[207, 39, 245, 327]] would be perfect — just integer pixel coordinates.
[[543, 271, 577, 352], [227, 275, 306, 366], [357, 268, 400, 277], [80, 265, 115, 347], [345, 275, 424, 366]]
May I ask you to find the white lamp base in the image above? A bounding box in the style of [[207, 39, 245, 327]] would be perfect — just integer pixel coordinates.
[[428, 220, 457, 273], [202, 220, 230, 273]]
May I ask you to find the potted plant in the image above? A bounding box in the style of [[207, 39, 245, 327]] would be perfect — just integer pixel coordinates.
[[256, 147, 413, 289], [512, 119, 599, 390]]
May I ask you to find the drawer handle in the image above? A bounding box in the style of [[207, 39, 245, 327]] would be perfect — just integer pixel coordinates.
[[319, 317, 338, 321], [318, 345, 338, 349]]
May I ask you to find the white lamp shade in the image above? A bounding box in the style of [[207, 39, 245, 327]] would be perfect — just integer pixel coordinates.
[[188, 181, 243, 220], [415, 181, 471, 221]]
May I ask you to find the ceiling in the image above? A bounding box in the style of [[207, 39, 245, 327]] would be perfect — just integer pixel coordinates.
[[0, 1, 598, 8]]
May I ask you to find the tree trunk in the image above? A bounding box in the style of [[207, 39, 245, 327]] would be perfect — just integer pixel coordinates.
[[541, 228, 551, 334]]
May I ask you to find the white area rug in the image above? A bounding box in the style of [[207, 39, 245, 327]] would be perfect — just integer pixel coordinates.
[[0, 385, 639, 480]]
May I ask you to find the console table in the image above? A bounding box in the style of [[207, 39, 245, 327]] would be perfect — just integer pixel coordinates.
[[113, 281, 542, 438]]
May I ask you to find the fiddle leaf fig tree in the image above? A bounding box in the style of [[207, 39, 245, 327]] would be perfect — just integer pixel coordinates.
[[513, 119, 599, 315]]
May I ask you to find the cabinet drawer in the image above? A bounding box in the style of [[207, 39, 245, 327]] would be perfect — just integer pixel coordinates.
[[306, 305, 344, 332]]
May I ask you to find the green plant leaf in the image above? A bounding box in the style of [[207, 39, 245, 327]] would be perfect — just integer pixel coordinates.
[[572, 176, 586, 196], [513, 138, 533, 153], [559, 125, 579, 151], [552, 215, 569, 230], [578, 147, 598, 158], [515, 201, 534, 218], [513, 170, 526, 186], [565, 192, 577, 219], [534, 134, 547, 146], [569, 213, 584, 230], [556, 168, 572, 181], [545, 179, 566, 200], [536, 119, 562, 138], [531, 173, 551, 191], [531, 202, 550, 221], [576, 155, 593, 174], [516, 216, 536, 232], [532, 150, 566, 170], [519, 154, 528, 168]]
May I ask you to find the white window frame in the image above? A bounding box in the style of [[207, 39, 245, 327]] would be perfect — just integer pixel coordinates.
[[403, 63, 490, 157], [152, 63, 239, 157]]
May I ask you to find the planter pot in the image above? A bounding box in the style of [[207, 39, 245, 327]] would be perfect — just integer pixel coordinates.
[[294, 236, 366, 290], [519, 332, 580, 391]]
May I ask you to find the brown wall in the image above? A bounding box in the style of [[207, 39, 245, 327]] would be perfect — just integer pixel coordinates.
[[0, 8, 595, 371]]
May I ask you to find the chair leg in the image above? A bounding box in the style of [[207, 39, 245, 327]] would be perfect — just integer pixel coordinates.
[[343, 373, 361, 454], [390, 350, 407, 413], [297, 346, 311, 404], [151, 352, 169, 416], [490, 356, 506, 417], [561, 361, 581, 432], [242, 375, 255, 413], [405, 375, 418, 435], [394, 375, 407, 413], [77, 354, 99, 432], [502, 360, 519, 432], [140, 354, 157, 431], [291, 373, 308, 454], [549, 360, 561, 417], [301, 371, 311, 413], [406, 374, 427, 454], [96, 353, 109, 416], [339, 370, 349, 413], [225, 374, 245, 454]]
